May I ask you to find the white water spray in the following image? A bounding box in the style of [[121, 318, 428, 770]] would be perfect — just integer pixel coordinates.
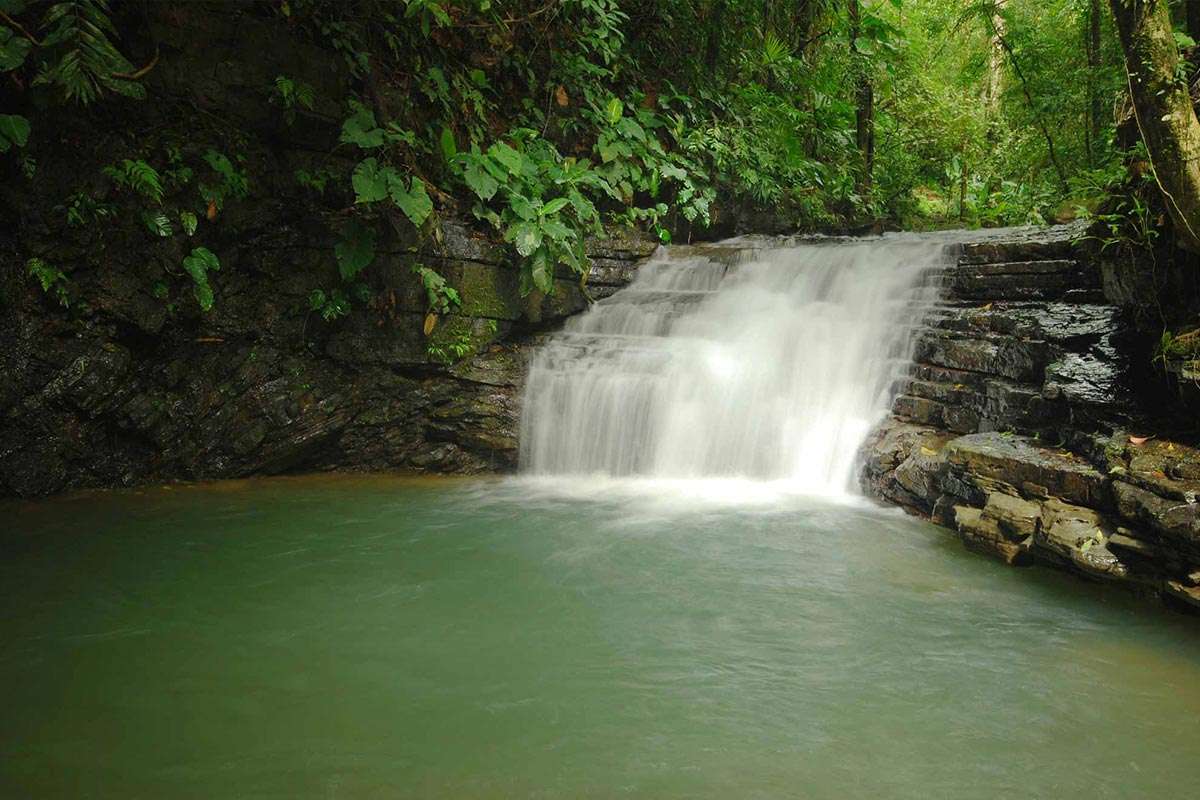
[[519, 236, 950, 495]]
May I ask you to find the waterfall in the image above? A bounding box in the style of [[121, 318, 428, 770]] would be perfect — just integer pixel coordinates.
[[519, 236, 951, 494]]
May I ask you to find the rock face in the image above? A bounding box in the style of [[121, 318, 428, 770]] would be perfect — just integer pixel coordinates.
[[0, 221, 655, 497], [0, 4, 660, 498], [859, 224, 1200, 613]]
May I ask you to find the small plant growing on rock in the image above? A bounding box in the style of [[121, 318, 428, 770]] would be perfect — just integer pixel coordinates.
[[26, 257, 69, 307], [414, 264, 461, 335], [272, 75, 315, 125]]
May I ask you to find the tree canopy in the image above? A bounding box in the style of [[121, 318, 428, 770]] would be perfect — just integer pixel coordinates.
[[0, 0, 1192, 311]]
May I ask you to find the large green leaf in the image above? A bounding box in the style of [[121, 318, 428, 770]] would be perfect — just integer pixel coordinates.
[[508, 193, 538, 222], [183, 246, 220, 275], [182, 247, 221, 312], [335, 220, 377, 280], [540, 219, 572, 241], [0, 26, 32, 71], [340, 101, 385, 149], [389, 176, 433, 226], [489, 141, 524, 175], [0, 114, 30, 152], [142, 211, 172, 238], [541, 197, 569, 216], [530, 247, 555, 294], [606, 97, 623, 125], [439, 127, 457, 162], [463, 158, 499, 200], [505, 221, 542, 257], [617, 117, 646, 142], [352, 157, 389, 203]]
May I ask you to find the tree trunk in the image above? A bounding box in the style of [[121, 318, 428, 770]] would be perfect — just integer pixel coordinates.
[[1109, 0, 1200, 253], [1087, 0, 1103, 164], [848, 0, 874, 195], [705, 1, 726, 73], [985, 0, 1006, 111], [1190, 0, 1200, 42]]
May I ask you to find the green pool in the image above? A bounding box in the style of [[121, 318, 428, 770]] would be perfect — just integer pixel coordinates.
[[3, 476, 1199, 798]]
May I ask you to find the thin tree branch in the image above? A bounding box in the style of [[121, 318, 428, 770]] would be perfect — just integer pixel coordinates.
[[0, 10, 41, 45], [112, 47, 160, 81]]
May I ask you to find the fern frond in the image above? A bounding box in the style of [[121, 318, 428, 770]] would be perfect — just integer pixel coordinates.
[[35, 0, 142, 104]]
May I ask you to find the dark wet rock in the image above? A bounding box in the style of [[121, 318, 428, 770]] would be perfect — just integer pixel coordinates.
[[1113, 481, 1200, 560], [956, 221, 1088, 264], [954, 505, 1033, 565], [857, 419, 951, 513], [1165, 580, 1200, 610], [914, 331, 1050, 384], [1034, 499, 1142, 582], [983, 491, 1043, 540], [1119, 439, 1200, 502], [861, 225, 1200, 612], [944, 433, 1109, 509], [1, 206, 649, 497]]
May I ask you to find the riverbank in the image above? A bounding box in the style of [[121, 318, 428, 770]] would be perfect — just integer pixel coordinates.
[[857, 224, 1200, 613]]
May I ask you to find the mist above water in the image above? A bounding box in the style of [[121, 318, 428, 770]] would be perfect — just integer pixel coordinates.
[[519, 237, 951, 494]]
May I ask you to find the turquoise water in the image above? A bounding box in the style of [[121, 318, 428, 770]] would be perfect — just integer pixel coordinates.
[[3, 475, 1199, 798]]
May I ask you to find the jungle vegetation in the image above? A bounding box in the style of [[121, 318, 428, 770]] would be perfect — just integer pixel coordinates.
[[2, 0, 1199, 312]]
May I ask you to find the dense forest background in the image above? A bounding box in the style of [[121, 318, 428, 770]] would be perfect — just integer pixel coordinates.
[[0, 0, 1195, 313]]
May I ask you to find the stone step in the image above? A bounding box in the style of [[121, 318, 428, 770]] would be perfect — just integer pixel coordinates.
[[956, 223, 1086, 264], [893, 375, 1058, 433], [948, 259, 1082, 276], [945, 261, 1101, 301], [913, 330, 1052, 383]]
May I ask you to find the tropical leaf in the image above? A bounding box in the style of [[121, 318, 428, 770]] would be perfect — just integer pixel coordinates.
[[489, 141, 524, 175], [389, 175, 433, 226], [340, 100, 385, 148], [463, 157, 499, 200], [0, 114, 30, 151], [182, 246, 220, 311], [0, 25, 31, 71], [352, 157, 389, 203], [334, 220, 377, 280], [505, 220, 542, 257], [529, 247, 554, 294]]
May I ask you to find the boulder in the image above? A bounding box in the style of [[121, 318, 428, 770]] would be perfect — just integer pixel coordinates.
[[954, 505, 1033, 565], [944, 433, 1110, 509], [981, 491, 1042, 540], [1113, 481, 1200, 560], [1035, 499, 1134, 582]]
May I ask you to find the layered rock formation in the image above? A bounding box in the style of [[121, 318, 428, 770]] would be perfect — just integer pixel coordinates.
[[0, 222, 654, 497], [860, 224, 1200, 612]]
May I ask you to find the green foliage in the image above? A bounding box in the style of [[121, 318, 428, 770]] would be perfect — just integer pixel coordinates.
[[413, 264, 460, 315], [334, 220, 376, 280], [454, 134, 603, 295], [0, 20, 32, 71], [0, 113, 30, 152], [182, 247, 220, 312], [179, 210, 198, 236], [26, 257, 69, 307], [426, 324, 475, 365], [272, 75, 315, 124], [34, 0, 147, 104], [2, 0, 1151, 333], [294, 167, 335, 193], [200, 150, 250, 211], [103, 159, 163, 203], [61, 190, 114, 226], [308, 287, 352, 321]]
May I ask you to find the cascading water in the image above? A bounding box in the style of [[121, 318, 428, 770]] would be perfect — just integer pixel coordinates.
[[519, 237, 951, 494]]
